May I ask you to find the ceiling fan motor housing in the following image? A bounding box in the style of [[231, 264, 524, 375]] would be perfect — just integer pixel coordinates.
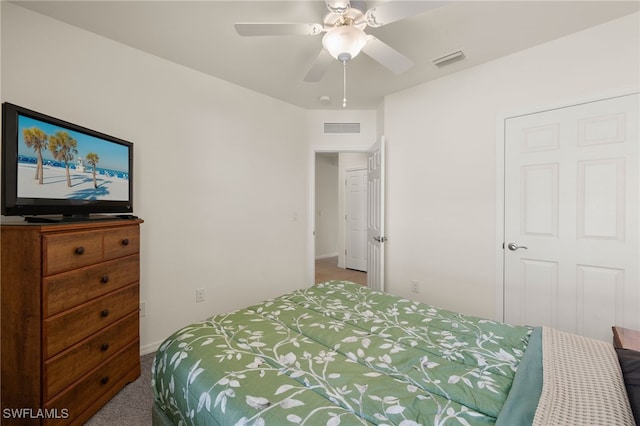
[[323, 7, 366, 30]]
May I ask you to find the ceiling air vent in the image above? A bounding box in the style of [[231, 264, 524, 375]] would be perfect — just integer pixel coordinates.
[[433, 50, 465, 67], [324, 122, 361, 134]]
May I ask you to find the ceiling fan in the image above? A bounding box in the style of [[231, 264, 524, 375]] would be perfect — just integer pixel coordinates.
[[235, 1, 440, 105]]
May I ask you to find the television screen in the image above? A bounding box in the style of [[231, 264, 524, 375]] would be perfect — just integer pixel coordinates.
[[17, 114, 130, 201], [2, 103, 134, 220]]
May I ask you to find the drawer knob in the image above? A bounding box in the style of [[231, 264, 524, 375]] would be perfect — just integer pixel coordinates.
[[100, 376, 109, 385], [100, 343, 110, 352], [100, 275, 110, 284], [100, 309, 109, 318], [75, 246, 85, 255], [121, 238, 130, 246]]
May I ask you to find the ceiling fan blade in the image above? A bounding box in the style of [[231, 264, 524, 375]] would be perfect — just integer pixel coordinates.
[[235, 22, 323, 36], [362, 36, 414, 74], [365, 1, 444, 27], [303, 49, 334, 82]]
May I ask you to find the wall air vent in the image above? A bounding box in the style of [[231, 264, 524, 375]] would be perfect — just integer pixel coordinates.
[[433, 50, 465, 67], [324, 122, 361, 134]]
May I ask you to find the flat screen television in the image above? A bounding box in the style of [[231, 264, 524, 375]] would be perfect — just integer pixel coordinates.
[[1, 102, 134, 221]]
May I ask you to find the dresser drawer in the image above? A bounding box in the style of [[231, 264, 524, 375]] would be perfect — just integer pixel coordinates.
[[44, 340, 140, 425], [43, 231, 104, 275], [44, 255, 140, 317], [44, 283, 139, 358], [104, 226, 139, 260], [44, 313, 139, 401]]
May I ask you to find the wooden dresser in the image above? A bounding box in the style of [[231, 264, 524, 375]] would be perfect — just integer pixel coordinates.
[[1, 219, 143, 425]]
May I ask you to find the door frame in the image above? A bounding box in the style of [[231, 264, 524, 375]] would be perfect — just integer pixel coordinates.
[[308, 146, 370, 286], [495, 84, 640, 322]]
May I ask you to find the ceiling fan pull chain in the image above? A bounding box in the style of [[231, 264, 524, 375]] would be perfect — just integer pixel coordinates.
[[342, 59, 348, 108]]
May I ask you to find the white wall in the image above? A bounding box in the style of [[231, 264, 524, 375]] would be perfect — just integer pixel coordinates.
[[1, 2, 311, 352], [383, 12, 640, 320]]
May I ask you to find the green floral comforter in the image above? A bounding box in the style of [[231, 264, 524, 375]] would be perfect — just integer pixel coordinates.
[[152, 281, 532, 426]]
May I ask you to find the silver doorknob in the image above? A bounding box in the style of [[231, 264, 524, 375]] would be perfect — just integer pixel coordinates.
[[507, 243, 528, 251]]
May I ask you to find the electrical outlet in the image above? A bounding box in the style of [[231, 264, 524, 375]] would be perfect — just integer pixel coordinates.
[[411, 280, 419, 293], [140, 300, 147, 317], [196, 288, 205, 303]]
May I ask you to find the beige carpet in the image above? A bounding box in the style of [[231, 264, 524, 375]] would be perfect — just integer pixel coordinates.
[[85, 352, 155, 425]]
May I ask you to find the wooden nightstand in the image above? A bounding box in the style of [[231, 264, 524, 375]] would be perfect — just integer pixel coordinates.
[[612, 326, 640, 351]]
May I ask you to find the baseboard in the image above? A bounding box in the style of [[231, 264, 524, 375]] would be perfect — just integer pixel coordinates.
[[140, 340, 163, 356], [315, 252, 338, 260]]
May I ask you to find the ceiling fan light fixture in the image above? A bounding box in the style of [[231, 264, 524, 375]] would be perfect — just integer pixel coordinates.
[[322, 26, 367, 62]]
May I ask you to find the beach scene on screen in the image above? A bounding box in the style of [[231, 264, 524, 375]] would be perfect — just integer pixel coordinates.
[[17, 115, 129, 201]]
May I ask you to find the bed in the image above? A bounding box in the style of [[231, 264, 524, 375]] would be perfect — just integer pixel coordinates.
[[151, 280, 635, 425]]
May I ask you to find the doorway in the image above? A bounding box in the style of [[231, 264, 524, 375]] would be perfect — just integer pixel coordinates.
[[313, 151, 368, 285]]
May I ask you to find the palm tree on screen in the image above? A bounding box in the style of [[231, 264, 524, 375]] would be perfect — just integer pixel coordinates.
[[48, 131, 78, 187], [23, 127, 48, 184], [86, 152, 100, 189]]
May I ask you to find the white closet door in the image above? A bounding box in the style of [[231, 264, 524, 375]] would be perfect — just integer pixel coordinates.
[[504, 93, 639, 341], [346, 168, 368, 272]]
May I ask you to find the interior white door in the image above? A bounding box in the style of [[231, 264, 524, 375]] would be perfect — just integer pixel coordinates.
[[346, 168, 368, 272], [504, 93, 639, 341], [367, 137, 385, 291]]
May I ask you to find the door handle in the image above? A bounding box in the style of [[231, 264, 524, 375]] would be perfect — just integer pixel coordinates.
[[373, 236, 387, 243], [507, 242, 528, 251]]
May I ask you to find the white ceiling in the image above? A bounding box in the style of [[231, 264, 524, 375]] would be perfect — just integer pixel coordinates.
[[12, 1, 639, 110]]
